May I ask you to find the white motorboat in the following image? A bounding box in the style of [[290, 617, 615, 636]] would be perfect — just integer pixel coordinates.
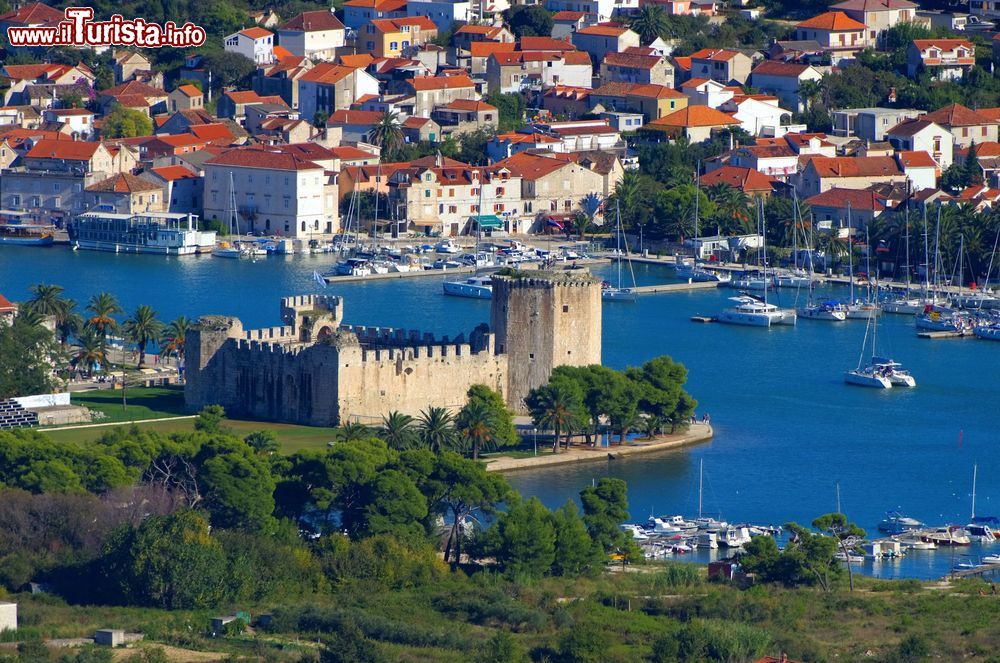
[[982, 554, 1000, 564], [878, 511, 924, 534], [717, 527, 752, 548], [695, 531, 718, 549], [895, 534, 936, 550], [333, 258, 373, 277], [834, 552, 865, 564], [443, 275, 493, 299], [432, 259, 463, 270], [924, 527, 971, 547], [648, 515, 698, 535], [966, 524, 997, 544], [621, 524, 650, 541], [718, 296, 796, 327], [798, 300, 847, 321], [435, 239, 461, 254]]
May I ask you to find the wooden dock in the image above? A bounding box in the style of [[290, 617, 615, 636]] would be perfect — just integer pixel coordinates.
[[917, 330, 972, 340], [631, 281, 721, 294], [948, 563, 1000, 580]]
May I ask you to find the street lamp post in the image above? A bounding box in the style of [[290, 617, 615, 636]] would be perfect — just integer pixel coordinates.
[[533, 428, 537, 456]]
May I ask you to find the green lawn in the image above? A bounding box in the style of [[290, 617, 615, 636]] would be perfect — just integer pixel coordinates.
[[67, 386, 187, 423], [44, 412, 341, 454]]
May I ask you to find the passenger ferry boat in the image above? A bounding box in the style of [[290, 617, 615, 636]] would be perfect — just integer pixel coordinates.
[[70, 211, 215, 255], [0, 225, 54, 246]]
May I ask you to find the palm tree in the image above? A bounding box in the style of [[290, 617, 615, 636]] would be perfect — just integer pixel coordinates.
[[418, 406, 457, 454], [707, 183, 752, 234], [163, 316, 191, 367], [798, 79, 822, 112], [122, 305, 164, 368], [26, 283, 65, 317], [629, 4, 668, 44], [379, 411, 418, 450], [54, 300, 83, 349], [457, 401, 495, 460], [528, 383, 581, 453], [337, 421, 374, 443], [86, 292, 122, 366], [642, 415, 664, 439], [369, 110, 404, 160], [74, 329, 105, 377]]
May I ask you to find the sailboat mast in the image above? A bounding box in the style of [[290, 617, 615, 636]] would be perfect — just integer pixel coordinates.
[[617, 201, 623, 289], [761, 199, 769, 307], [698, 459, 703, 519], [922, 205, 930, 301], [847, 202, 854, 303], [836, 483, 841, 514], [694, 165, 700, 241], [933, 205, 942, 304], [972, 463, 978, 520]]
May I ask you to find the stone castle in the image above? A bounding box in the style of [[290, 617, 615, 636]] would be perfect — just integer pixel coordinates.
[[184, 271, 602, 426]]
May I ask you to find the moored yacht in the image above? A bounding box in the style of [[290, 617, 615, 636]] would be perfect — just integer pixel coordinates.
[[717, 526, 752, 548], [878, 511, 924, 534], [717, 296, 796, 327], [676, 261, 731, 283], [798, 300, 847, 321], [443, 275, 493, 299]]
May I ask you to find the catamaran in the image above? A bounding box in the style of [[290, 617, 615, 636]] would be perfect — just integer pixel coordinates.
[[845, 301, 916, 388], [718, 199, 795, 326]]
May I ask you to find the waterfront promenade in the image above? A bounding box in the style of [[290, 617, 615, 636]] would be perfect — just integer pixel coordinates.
[[486, 423, 713, 473]]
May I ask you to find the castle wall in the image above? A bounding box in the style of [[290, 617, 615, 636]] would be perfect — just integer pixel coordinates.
[[491, 273, 602, 410], [336, 342, 507, 424]]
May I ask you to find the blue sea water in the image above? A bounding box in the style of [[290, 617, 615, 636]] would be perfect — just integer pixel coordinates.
[[2, 246, 999, 579]]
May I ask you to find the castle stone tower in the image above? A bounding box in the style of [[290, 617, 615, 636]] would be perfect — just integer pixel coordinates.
[[184, 315, 244, 411], [491, 270, 602, 411]]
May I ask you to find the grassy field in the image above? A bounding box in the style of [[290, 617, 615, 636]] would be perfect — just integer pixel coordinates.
[[44, 416, 341, 453], [67, 386, 187, 423]]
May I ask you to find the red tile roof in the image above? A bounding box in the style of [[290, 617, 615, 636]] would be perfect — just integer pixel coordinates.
[[795, 11, 866, 31], [444, 99, 497, 111], [101, 80, 166, 98], [343, 0, 406, 9], [207, 148, 323, 171], [923, 103, 994, 127], [25, 139, 101, 160], [751, 61, 813, 77], [470, 41, 517, 57], [0, 293, 15, 314], [282, 10, 345, 31], [299, 63, 357, 84], [553, 10, 587, 20], [0, 2, 63, 25], [494, 151, 571, 179], [911, 38, 973, 50], [239, 27, 273, 39], [190, 123, 235, 142], [409, 74, 474, 91], [85, 172, 162, 193], [151, 165, 199, 181], [328, 109, 382, 125], [575, 25, 631, 37], [806, 187, 886, 211], [896, 151, 937, 168], [806, 156, 903, 177], [830, 0, 915, 10], [886, 118, 938, 137], [690, 48, 743, 62], [646, 105, 740, 128], [603, 52, 662, 70], [700, 166, 776, 192], [174, 84, 202, 98], [519, 36, 576, 51]]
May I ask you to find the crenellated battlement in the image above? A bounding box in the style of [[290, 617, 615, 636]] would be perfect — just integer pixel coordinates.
[[243, 325, 296, 342]]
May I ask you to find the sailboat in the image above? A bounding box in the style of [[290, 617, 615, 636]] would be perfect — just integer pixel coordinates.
[[965, 464, 1000, 544], [882, 201, 924, 314], [603, 201, 637, 301], [676, 166, 730, 284], [717, 199, 795, 326], [212, 173, 263, 259], [916, 206, 971, 333], [844, 298, 916, 388], [841, 206, 879, 320], [797, 191, 847, 321]]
